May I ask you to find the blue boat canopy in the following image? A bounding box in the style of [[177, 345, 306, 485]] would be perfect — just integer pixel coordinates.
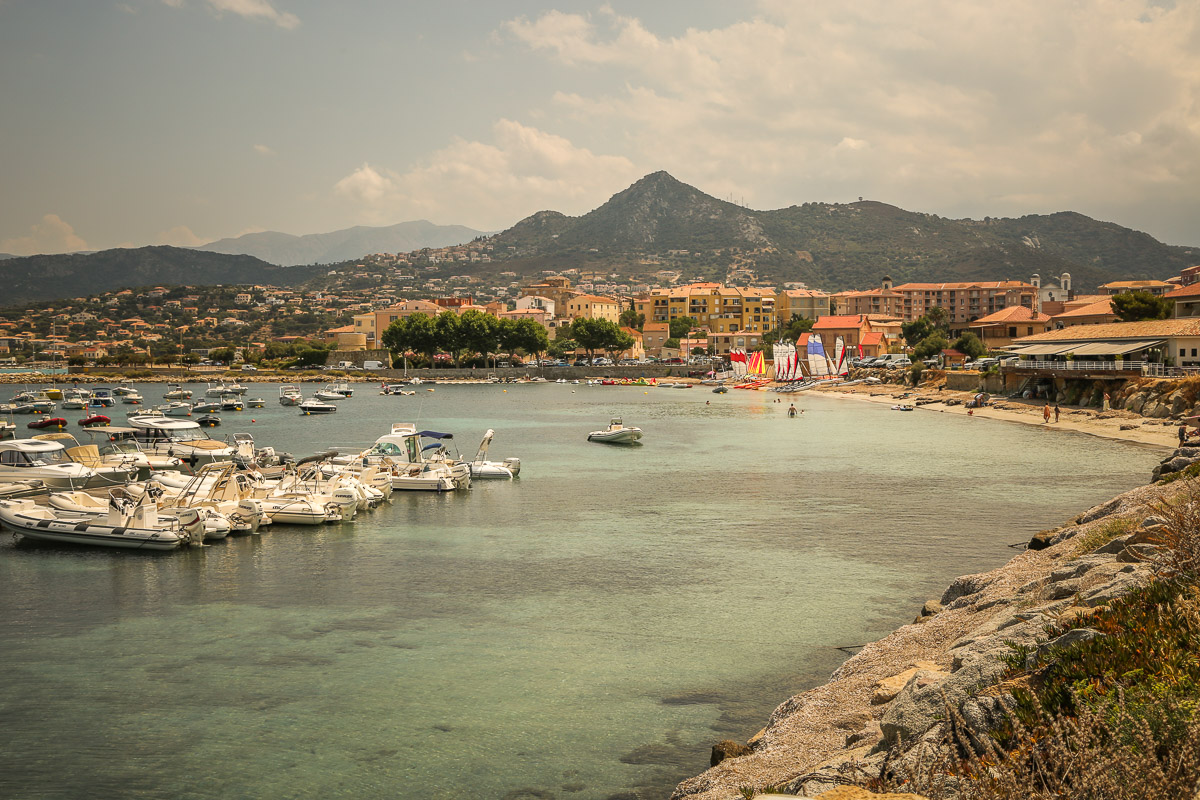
[[417, 430, 453, 439]]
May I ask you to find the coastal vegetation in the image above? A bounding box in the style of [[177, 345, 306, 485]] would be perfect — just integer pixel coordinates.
[[1112, 290, 1174, 322], [380, 310, 550, 367]]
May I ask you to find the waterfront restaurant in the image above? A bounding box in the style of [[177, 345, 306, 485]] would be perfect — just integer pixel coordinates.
[[1002, 319, 1200, 376]]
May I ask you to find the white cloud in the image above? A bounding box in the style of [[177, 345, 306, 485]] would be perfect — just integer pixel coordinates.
[[162, 0, 299, 29], [1, 214, 89, 256], [207, 0, 298, 29], [253, 143, 276, 157], [155, 225, 207, 247], [501, 1, 1200, 240], [333, 120, 640, 229]]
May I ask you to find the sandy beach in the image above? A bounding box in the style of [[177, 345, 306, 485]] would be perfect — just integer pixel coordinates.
[[814, 380, 1179, 449]]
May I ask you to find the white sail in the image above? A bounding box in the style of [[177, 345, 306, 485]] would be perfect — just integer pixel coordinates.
[[807, 335, 831, 379], [834, 336, 848, 376]]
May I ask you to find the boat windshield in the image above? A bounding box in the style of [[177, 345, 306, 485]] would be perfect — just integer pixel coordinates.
[[368, 442, 405, 457], [100, 439, 141, 456], [27, 449, 69, 466]]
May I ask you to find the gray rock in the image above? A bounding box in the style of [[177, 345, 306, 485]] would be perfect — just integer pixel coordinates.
[[1095, 534, 1132, 555], [709, 739, 751, 767], [1118, 543, 1163, 563], [1081, 569, 1152, 606], [1077, 496, 1123, 524], [920, 599, 943, 617], [940, 573, 994, 606], [959, 693, 1015, 753], [880, 655, 1009, 745], [1049, 554, 1113, 583], [845, 719, 883, 748], [1026, 627, 1106, 669]]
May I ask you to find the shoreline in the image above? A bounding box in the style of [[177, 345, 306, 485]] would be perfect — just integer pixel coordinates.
[[813, 381, 1178, 449], [671, 459, 1175, 799]]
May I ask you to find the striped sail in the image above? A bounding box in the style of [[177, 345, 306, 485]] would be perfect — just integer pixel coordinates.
[[807, 335, 831, 379]]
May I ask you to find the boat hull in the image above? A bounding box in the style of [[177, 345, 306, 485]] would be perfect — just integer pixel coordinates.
[[0, 502, 185, 550]]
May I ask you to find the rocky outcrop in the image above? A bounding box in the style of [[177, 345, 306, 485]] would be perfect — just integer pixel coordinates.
[[671, 479, 1173, 800]]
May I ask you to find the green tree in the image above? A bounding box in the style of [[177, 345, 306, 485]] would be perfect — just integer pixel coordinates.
[[901, 317, 932, 347], [547, 337, 577, 360], [764, 315, 815, 345], [912, 333, 950, 360], [668, 316, 699, 339], [605, 328, 637, 362], [434, 312, 463, 364], [926, 306, 949, 332], [663, 337, 680, 350], [382, 313, 439, 365], [619, 308, 645, 330], [208, 347, 235, 364], [1111, 291, 1172, 322], [511, 318, 549, 363], [952, 332, 987, 359], [457, 309, 498, 363]]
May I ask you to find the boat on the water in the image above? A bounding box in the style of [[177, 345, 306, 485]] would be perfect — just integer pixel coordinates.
[[246, 398, 265, 408], [197, 414, 221, 427], [191, 400, 221, 413], [352, 423, 470, 491], [163, 384, 193, 400], [127, 415, 236, 465], [0, 493, 203, 550], [60, 389, 91, 409], [313, 386, 344, 402], [153, 402, 193, 417], [0, 438, 106, 489], [587, 418, 643, 444], [78, 414, 111, 427], [279, 385, 303, 406], [27, 417, 67, 430], [299, 397, 337, 415], [467, 429, 521, 479]]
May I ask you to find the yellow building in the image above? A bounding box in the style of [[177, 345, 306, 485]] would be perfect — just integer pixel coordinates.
[[564, 294, 621, 323], [353, 299, 443, 345], [634, 283, 777, 336], [777, 289, 832, 322]]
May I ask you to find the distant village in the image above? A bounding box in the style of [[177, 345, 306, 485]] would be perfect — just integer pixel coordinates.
[[2, 237, 1198, 371]]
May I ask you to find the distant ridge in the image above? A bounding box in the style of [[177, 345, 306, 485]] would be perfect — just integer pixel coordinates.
[[197, 220, 486, 266], [0, 246, 324, 306], [483, 172, 1199, 291]]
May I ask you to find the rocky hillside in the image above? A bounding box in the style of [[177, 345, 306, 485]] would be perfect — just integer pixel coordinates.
[[0, 246, 324, 306], [483, 172, 1198, 292]]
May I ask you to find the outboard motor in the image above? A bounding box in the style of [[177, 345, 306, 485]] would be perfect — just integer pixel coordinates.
[[177, 507, 205, 547]]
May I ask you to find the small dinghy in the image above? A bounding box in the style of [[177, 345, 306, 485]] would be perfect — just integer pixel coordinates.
[[27, 417, 67, 430], [587, 418, 643, 444], [196, 414, 221, 427], [467, 429, 521, 479]]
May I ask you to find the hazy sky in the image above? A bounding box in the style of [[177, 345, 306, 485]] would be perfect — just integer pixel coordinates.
[[1, 0, 1198, 256]]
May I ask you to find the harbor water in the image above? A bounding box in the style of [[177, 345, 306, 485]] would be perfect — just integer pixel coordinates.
[[0, 382, 1161, 799]]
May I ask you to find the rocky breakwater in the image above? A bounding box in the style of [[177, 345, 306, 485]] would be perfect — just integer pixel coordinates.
[[671, 480, 1178, 800]]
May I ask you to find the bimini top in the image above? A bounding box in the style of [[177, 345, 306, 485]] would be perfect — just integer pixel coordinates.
[[0, 438, 68, 454], [127, 415, 201, 431], [417, 430, 453, 440]]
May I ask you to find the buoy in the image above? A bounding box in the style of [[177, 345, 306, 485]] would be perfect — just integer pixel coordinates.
[[251, 419, 256, 423], [502, 389, 507, 393]]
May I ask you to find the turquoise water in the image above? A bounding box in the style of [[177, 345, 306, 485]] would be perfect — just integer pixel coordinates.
[[0, 382, 1161, 799]]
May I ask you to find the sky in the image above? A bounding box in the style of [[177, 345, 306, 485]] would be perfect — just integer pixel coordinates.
[[1, 0, 1198, 256]]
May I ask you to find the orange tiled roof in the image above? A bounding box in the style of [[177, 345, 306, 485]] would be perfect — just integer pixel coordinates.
[[893, 281, 1036, 291], [1019, 319, 1200, 342], [1053, 299, 1116, 318], [813, 315, 867, 329], [970, 306, 1051, 324], [1165, 283, 1200, 299]]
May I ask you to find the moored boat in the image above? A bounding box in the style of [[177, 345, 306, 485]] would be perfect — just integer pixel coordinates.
[[279, 385, 303, 406], [299, 397, 337, 415], [0, 494, 202, 550], [587, 418, 643, 444]]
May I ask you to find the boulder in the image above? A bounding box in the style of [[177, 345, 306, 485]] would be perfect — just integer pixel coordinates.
[[1028, 627, 1106, 668], [920, 599, 943, 617], [879, 656, 1007, 745], [1171, 392, 1191, 416], [1118, 543, 1163, 563], [709, 739, 751, 767], [872, 661, 944, 705], [940, 573, 993, 605], [1077, 496, 1123, 524], [1027, 531, 1055, 550]]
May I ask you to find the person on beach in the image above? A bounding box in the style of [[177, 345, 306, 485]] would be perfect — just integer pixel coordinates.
[[788, 403, 797, 417], [1103, 391, 1111, 411], [1054, 404, 1060, 423], [1043, 403, 1051, 423]]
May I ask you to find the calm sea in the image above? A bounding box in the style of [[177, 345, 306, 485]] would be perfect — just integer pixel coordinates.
[[0, 381, 1160, 799]]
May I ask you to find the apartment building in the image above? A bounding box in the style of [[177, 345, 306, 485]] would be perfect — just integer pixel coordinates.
[[634, 283, 776, 336]]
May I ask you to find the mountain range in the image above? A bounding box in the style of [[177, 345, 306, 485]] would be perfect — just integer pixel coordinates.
[[480, 171, 1198, 292], [197, 220, 485, 266], [0, 246, 324, 306]]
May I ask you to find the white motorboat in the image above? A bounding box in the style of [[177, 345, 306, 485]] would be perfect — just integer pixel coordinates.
[[126, 415, 236, 465], [30, 432, 140, 485], [0, 494, 202, 550], [279, 385, 303, 406], [0, 420, 15, 439], [163, 384, 193, 400], [60, 388, 91, 409], [48, 488, 230, 542], [246, 398, 265, 408], [77, 426, 185, 477], [313, 387, 344, 402], [299, 397, 337, 415], [219, 393, 244, 412], [326, 381, 353, 397], [0, 438, 106, 489], [112, 383, 138, 397], [135, 462, 265, 533], [587, 418, 643, 444], [120, 391, 145, 405], [88, 389, 116, 408], [353, 423, 470, 491], [467, 429, 521, 479], [153, 401, 193, 417], [205, 381, 248, 397], [191, 400, 221, 413]]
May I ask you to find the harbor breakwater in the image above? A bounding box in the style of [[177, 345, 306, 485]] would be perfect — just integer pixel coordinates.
[[671, 455, 1192, 799]]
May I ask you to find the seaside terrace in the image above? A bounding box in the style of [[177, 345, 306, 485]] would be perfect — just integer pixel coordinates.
[[1000, 319, 1200, 379]]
